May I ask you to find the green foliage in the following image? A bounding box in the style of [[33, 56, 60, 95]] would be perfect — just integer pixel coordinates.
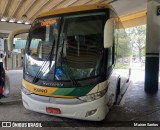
[[126, 25, 146, 61], [115, 29, 131, 59]]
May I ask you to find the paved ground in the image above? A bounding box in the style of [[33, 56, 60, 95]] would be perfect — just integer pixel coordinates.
[[0, 69, 160, 130]]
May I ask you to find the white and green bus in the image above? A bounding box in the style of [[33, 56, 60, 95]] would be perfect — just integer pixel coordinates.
[[22, 4, 131, 121]]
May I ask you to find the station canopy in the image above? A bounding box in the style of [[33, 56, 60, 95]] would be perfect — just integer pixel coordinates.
[[0, 0, 147, 34]]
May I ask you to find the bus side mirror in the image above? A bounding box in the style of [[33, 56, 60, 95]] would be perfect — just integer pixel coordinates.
[[104, 19, 114, 48]]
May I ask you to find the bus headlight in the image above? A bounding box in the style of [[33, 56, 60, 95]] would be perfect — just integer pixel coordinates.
[[78, 89, 107, 102], [21, 85, 32, 95]]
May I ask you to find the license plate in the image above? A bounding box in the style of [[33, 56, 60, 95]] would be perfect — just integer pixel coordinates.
[[46, 107, 61, 114]]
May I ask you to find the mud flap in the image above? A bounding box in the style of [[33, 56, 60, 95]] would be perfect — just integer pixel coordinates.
[[107, 93, 115, 108]]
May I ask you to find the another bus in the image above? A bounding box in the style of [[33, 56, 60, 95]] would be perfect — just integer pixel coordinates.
[[22, 4, 131, 121]]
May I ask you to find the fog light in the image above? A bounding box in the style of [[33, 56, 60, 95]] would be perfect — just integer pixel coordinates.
[[85, 109, 97, 117]]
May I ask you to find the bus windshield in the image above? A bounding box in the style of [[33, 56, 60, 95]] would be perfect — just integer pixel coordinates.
[[25, 12, 105, 82]]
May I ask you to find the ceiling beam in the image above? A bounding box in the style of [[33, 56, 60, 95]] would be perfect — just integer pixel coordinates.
[[49, 0, 65, 11], [101, 0, 118, 4], [0, 21, 30, 33], [97, 0, 118, 4], [120, 9, 147, 22], [120, 9, 146, 28], [96, 0, 108, 4], [29, 0, 51, 21], [10, 0, 24, 18], [30, 0, 65, 22], [84, 0, 94, 4], [71, 0, 93, 6], [23, 0, 37, 15], [1, 0, 13, 17], [0, 0, 2, 16], [63, 0, 78, 8]]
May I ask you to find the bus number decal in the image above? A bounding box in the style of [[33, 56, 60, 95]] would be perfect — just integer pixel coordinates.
[[34, 88, 48, 93]]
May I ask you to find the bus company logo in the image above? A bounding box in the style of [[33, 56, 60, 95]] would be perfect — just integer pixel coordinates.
[[42, 82, 64, 87], [34, 88, 47, 93], [2, 122, 11, 127]]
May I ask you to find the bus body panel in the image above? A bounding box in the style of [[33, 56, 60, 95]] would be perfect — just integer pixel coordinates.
[[38, 4, 109, 18], [22, 4, 131, 121], [22, 85, 110, 121]]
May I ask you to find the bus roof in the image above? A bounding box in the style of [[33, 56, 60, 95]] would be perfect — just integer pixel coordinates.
[[37, 4, 110, 18]]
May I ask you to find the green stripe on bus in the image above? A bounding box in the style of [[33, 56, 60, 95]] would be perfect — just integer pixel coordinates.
[[67, 85, 95, 96], [52, 88, 75, 95], [52, 84, 95, 97]]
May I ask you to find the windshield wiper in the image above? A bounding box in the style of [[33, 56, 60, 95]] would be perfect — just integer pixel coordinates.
[[33, 40, 55, 83], [61, 55, 80, 87], [49, 40, 55, 69], [60, 38, 80, 87]]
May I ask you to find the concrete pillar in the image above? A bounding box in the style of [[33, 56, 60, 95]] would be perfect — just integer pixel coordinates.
[[7, 55, 12, 70], [145, 0, 160, 93], [12, 54, 16, 69], [18, 54, 22, 67]]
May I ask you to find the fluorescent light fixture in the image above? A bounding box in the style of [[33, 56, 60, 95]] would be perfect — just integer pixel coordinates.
[[9, 18, 16, 23], [17, 20, 23, 24], [1, 17, 8, 22], [24, 21, 30, 25]]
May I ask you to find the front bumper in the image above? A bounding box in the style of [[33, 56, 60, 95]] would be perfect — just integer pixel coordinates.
[[22, 92, 109, 121]]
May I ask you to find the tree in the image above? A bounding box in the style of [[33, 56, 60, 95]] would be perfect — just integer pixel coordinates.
[[126, 25, 146, 62], [116, 28, 131, 64]]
